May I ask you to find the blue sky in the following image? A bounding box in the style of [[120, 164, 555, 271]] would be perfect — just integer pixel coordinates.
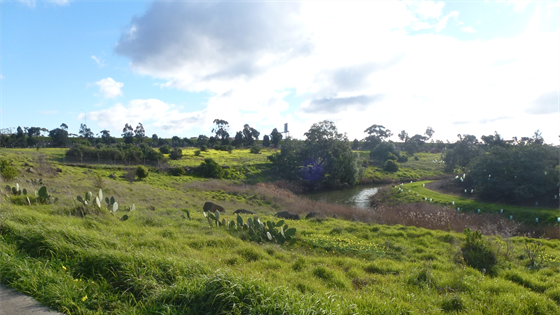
[[1, 0, 558, 143]]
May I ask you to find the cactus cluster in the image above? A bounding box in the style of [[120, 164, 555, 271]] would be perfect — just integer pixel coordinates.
[[4, 183, 57, 205], [75, 189, 132, 221], [204, 211, 297, 245]]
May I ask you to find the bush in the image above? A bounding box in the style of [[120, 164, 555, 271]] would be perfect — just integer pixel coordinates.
[[169, 148, 183, 160], [397, 154, 408, 163], [369, 142, 396, 161], [200, 145, 208, 152], [461, 228, 497, 274], [198, 158, 224, 179], [250, 145, 261, 154], [170, 167, 185, 176], [159, 145, 171, 154], [136, 165, 149, 180], [194, 150, 201, 156], [0, 160, 18, 180], [384, 160, 399, 172], [386, 152, 398, 161], [414, 156, 419, 161]]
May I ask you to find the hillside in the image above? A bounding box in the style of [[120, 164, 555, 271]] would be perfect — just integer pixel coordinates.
[[0, 148, 559, 314]]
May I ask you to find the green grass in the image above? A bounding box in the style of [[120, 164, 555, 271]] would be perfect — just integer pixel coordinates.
[[1, 148, 559, 314], [393, 181, 560, 225], [359, 152, 447, 184]]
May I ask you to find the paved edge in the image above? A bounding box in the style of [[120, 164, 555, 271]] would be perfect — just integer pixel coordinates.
[[0, 284, 62, 315]]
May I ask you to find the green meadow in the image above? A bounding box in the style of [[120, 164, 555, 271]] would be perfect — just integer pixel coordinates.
[[1, 148, 559, 314]]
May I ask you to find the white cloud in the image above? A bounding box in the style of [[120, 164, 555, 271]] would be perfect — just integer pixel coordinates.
[[83, 99, 205, 134], [95, 78, 123, 99], [409, 0, 445, 19], [0, 74, 4, 80], [112, 1, 559, 143], [461, 26, 477, 33], [11, 0, 70, 7], [91, 55, 105, 67]]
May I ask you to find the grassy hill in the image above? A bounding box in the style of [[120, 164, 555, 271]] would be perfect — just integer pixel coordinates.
[[0, 148, 559, 314]]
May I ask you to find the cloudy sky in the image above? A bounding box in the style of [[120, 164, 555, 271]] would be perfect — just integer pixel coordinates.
[[1, 0, 559, 144]]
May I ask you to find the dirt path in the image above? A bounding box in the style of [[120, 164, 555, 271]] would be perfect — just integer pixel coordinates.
[[0, 284, 62, 315]]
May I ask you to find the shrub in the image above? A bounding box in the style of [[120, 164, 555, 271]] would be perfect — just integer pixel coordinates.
[[250, 145, 261, 154], [170, 167, 185, 176], [136, 165, 149, 180], [198, 158, 224, 179], [194, 150, 201, 156], [200, 145, 208, 152], [414, 156, 419, 161], [461, 228, 497, 274], [0, 160, 18, 180], [159, 145, 171, 154], [369, 142, 396, 161], [169, 148, 183, 160], [386, 152, 398, 161], [384, 160, 399, 172], [397, 154, 408, 163]]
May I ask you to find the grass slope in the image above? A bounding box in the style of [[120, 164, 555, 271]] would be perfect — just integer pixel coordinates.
[[0, 148, 559, 314]]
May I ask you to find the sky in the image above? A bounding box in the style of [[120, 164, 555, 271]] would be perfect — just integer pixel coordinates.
[[1, 0, 559, 144]]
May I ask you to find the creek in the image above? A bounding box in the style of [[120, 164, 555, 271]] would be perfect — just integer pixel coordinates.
[[303, 184, 380, 209]]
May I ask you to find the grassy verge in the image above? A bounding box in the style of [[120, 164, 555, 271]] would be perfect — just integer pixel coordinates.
[[392, 181, 560, 225]]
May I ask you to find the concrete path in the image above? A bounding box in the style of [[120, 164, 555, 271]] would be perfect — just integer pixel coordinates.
[[0, 284, 62, 315]]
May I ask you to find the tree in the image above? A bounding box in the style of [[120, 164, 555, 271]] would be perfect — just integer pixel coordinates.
[[467, 144, 558, 204], [171, 136, 182, 147], [197, 135, 209, 147], [26, 127, 42, 138], [136, 165, 149, 180], [212, 119, 230, 144], [533, 129, 544, 145], [352, 139, 360, 150], [262, 135, 270, 147], [442, 134, 480, 172], [270, 128, 283, 147], [232, 131, 244, 146], [169, 147, 183, 160], [134, 123, 146, 144], [100, 130, 115, 144], [79, 124, 94, 143], [481, 131, 506, 147], [49, 128, 69, 147], [60, 123, 68, 131], [363, 124, 392, 149], [425, 126, 435, 140], [122, 124, 134, 144], [269, 120, 363, 187], [369, 142, 396, 161], [398, 130, 408, 142], [242, 124, 260, 146], [152, 134, 158, 146], [198, 158, 224, 179], [159, 145, 171, 154]]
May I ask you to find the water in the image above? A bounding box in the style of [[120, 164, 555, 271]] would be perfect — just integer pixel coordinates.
[[303, 185, 379, 209]]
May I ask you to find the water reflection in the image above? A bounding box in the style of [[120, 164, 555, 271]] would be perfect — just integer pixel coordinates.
[[303, 185, 379, 209]]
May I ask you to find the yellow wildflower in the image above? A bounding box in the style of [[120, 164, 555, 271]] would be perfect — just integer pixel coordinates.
[[82, 295, 87, 302], [62, 266, 66, 271]]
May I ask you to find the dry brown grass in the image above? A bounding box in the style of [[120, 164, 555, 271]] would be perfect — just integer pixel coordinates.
[[183, 180, 559, 238]]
